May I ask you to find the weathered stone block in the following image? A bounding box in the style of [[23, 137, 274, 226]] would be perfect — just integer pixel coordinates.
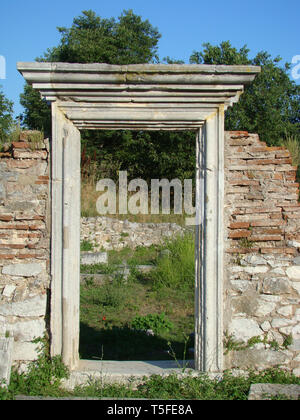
[[80, 252, 108, 265], [0, 337, 13, 387], [277, 305, 293, 317], [229, 318, 262, 343], [12, 341, 40, 361], [0, 295, 47, 317], [263, 278, 291, 295], [2, 285, 16, 298], [248, 384, 300, 400], [271, 318, 295, 329], [2, 263, 44, 277], [287, 266, 300, 280], [232, 349, 288, 369], [11, 319, 45, 342]]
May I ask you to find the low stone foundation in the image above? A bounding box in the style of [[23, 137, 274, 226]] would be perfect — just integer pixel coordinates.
[[81, 216, 186, 251]]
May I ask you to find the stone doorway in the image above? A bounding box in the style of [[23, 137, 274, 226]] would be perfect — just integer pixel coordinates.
[[17, 62, 260, 372]]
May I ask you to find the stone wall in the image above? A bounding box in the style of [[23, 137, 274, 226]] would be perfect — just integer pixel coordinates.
[[0, 133, 50, 365], [81, 216, 186, 251], [1, 130, 300, 375], [224, 131, 300, 375]]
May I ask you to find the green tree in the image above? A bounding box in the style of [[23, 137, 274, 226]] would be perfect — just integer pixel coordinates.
[[20, 9, 195, 186], [0, 86, 14, 144], [20, 9, 161, 133], [190, 41, 300, 144], [20, 83, 51, 134]]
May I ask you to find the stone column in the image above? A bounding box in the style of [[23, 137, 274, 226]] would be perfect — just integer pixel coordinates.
[[50, 103, 81, 369], [195, 107, 225, 372]]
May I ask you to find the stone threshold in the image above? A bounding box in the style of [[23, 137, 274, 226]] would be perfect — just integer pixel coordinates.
[[61, 359, 200, 390]]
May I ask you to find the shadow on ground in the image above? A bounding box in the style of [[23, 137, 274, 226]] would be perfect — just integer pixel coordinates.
[[79, 322, 193, 361]]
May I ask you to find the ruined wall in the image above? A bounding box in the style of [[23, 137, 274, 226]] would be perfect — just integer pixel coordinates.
[[1, 130, 300, 375], [224, 131, 300, 375], [0, 133, 50, 365], [81, 216, 187, 251]]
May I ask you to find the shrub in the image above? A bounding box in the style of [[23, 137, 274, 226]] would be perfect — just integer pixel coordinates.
[[131, 312, 174, 335]]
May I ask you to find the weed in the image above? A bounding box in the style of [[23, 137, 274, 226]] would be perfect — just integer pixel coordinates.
[[224, 332, 293, 355], [131, 313, 174, 335], [80, 240, 94, 252], [238, 237, 254, 249], [1, 337, 69, 400]]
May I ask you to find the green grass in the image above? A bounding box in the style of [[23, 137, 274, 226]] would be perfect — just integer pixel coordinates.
[[80, 239, 95, 252], [2, 360, 300, 400], [79, 233, 195, 361]]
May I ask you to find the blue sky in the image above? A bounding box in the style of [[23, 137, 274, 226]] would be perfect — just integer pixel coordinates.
[[1, 0, 299, 117]]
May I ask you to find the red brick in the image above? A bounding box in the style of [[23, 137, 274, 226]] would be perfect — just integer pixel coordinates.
[[228, 230, 251, 239], [245, 207, 281, 214], [226, 247, 260, 254], [7, 160, 37, 169], [0, 244, 26, 249], [256, 229, 284, 235], [275, 151, 291, 158], [250, 220, 286, 227], [229, 180, 260, 186], [260, 247, 296, 254], [0, 254, 15, 260], [273, 173, 283, 180], [250, 235, 282, 241], [0, 215, 13, 222], [12, 142, 30, 149], [228, 131, 249, 136], [17, 253, 36, 259], [18, 233, 41, 238], [229, 222, 250, 229], [0, 224, 29, 230], [0, 152, 11, 158], [35, 180, 49, 185], [267, 146, 286, 151]]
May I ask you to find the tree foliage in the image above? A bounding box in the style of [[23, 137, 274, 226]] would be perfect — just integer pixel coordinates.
[[20, 9, 194, 184], [0, 86, 14, 143], [42, 9, 161, 65], [20, 9, 161, 136], [190, 41, 300, 144], [19, 13, 300, 185]]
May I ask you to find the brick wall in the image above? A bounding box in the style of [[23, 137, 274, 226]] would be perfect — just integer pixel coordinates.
[[224, 131, 300, 375], [0, 132, 50, 365], [0, 129, 299, 375]]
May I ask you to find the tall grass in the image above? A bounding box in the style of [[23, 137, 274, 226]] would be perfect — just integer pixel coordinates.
[[280, 134, 300, 168], [80, 176, 187, 225], [150, 233, 195, 290]]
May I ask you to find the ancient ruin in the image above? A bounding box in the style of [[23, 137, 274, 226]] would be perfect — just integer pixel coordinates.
[[1, 62, 299, 382]]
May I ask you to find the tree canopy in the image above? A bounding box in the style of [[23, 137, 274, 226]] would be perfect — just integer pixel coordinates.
[[190, 41, 300, 144], [20, 9, 161, 134], [19, 12, 300, 184], [0, 86, 14, 144], [41, 9, 161, 65]]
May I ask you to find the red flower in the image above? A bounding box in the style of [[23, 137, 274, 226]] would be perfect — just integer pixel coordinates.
[[102, 316, 106, 321]]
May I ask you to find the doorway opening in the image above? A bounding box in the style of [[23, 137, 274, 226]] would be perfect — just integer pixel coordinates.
[[79, 129, 196, 363], [17, 62, 260, 372]]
